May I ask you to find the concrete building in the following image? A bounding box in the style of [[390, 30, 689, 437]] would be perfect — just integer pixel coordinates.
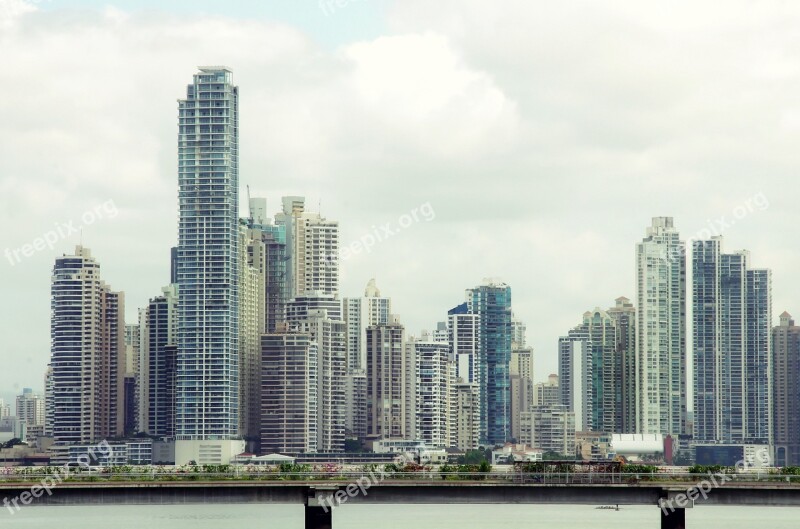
[[409, 335, 452, 448], [534, 374, 560, 407], [175, 67, 244, 463], [559, 307, 623, 434], [345, 370, 367, 443], [693, 238, 772, 445], [140, 285, 178, 437], [366, 317, 409, 440], [521, 405, 576, 456], [284, 300, 346, 453], [239, 224, 267, 447], [448, 306, 481, 385], [247, 200, 289, 335], [607, 296, 636, 433], [636, 217, 687, 436], [452, 381, 480, 451], [773, 312, 800, 466], [49, 246, 125, 446], [344, 279, 392, 372], [289, 210, 339, 298], [260, 332, 318, 454], [16, 388, 45, 428]]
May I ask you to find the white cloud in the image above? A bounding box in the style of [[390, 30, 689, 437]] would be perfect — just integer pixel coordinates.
[[2, 0, 800, 393]]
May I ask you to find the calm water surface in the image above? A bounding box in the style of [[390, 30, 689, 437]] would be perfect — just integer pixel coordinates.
[[2, 504, 798, 528]]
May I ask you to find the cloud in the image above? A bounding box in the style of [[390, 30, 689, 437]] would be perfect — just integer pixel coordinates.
[[2, 0, 800, 393]]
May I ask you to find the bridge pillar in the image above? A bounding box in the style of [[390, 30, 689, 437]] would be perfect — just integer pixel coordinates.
[[305, 505, 332, 529], [660, 508, 685, 529], [305, 487, 337, 529]]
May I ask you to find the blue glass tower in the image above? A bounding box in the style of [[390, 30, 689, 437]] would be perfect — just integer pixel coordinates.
[[466, 282, 512, 445], [175, 67, 240, 443]]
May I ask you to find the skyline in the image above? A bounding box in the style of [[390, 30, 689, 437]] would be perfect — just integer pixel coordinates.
[[3, 0, 800, 402]]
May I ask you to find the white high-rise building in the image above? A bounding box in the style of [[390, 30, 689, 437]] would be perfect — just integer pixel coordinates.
[[408, 334, 453, 448], [344, 279, 391, 372], [286, 300, 346, 452], [16, 389, 45, 428], [448, 310, 481, 385], [636, 217, 687, 436], [175, 67, 244, 464], [291, 211, 339, 298]]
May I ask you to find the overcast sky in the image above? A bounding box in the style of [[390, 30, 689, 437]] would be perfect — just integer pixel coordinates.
[[2, 0, 799, 402]]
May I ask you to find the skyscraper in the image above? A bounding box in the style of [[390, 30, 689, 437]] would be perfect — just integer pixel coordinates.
[[607, 296, 636, 433], [465, 281, 513, 445], [344, 279, 392, 372], [409, 335, 453, 448], [773, 312, 800, 466], [692, 238, 772, 444], [559, 307, 625, 434], [16, 388, 45, 428], [366, 317, 408, 440], [636, 217, 686, 436], [260, 332, 318, 454], [448, 303, 481, 385], [140, 285, 178, 437], [286, 301, 346, 452], [49, 246, 125, 446], [175, 67, 243, 463]]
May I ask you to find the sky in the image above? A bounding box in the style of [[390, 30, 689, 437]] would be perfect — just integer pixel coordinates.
[[2, 0, 800, 402]]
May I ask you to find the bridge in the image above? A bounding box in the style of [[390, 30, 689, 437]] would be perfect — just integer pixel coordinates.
[[4, 471, 800, 529]]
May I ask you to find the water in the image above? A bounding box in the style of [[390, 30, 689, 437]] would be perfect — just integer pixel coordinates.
[[1, 504, 798, 528]]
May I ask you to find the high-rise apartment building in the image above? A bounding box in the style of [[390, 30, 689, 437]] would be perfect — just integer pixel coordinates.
[[454, 281, 512, 445], [140, 285, 178, 437], [260, 332, 318, 454], [239, 224, 266, 447], [16, 388, 45, 427], [175, 67, 243, 463], [693, 238, 772, 444], [49, 246, 125, 446], [534, 374, 560, 407], [559, 307, 623, 434], [448, 305, 481, 385], [409, 336, 453, 448], [607, 296, 636, 433], [366, 317, 408, 440], [453, 381, 481, 450], [521, 405, 576, 456], [286, 301, 346, 452], [344, 279, 392, 372], [773, 312, 800, 466], [636, 217, 686, 436]]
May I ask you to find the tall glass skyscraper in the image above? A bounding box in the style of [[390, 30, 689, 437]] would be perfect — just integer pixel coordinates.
[[175, 67, 242, 462], [466, 281, 512, 446], [693, 238, 772, 444]]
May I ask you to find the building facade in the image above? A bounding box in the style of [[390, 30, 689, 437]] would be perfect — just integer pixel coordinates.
[[636, 217, 686, 436], [49, 246, 125, 446], [692, 238, 772, 444], [175, 67, 244, 462]]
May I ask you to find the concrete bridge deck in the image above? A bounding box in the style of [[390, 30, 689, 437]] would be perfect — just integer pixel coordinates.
[[4, 476, 800, 529]]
